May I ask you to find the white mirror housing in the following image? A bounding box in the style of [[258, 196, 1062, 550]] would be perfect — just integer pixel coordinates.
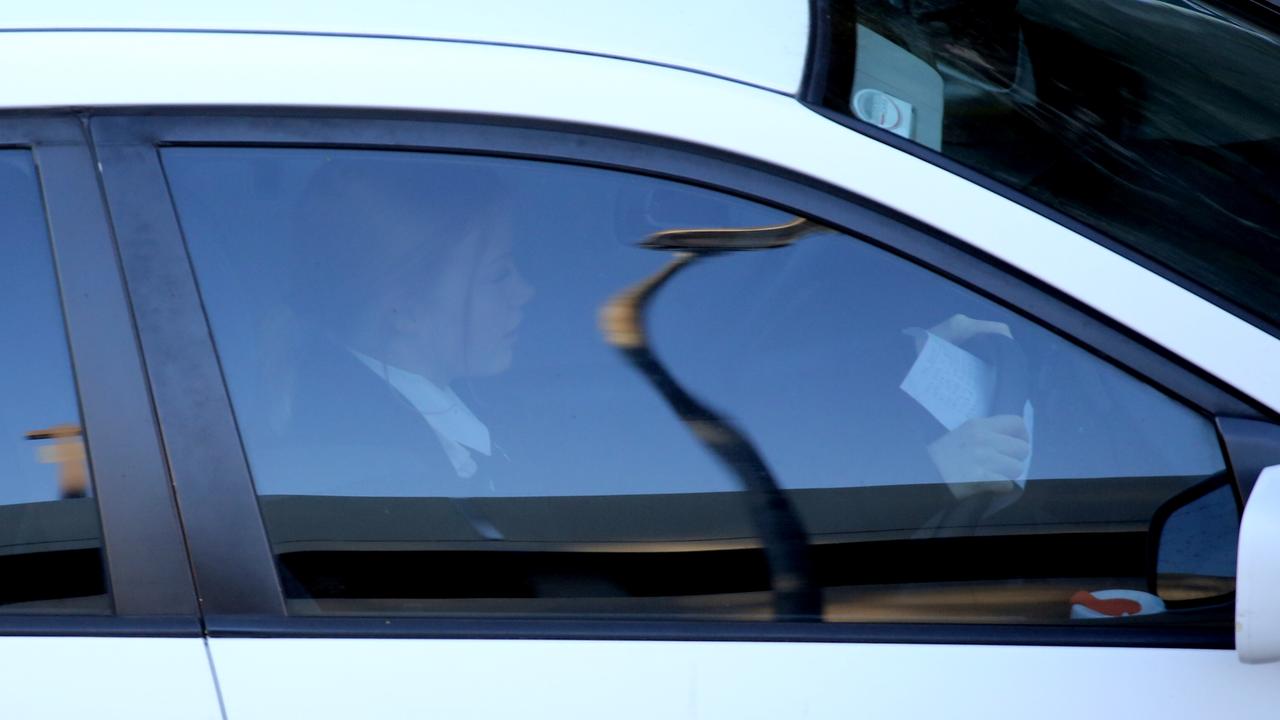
[[1237, 465, 1280, 663]]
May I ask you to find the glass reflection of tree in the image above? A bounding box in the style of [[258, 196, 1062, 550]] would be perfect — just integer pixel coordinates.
[[600, 217, 826, 620]]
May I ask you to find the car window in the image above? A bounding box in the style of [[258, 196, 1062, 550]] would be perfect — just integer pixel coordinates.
[[0, 151, 109, 613], [166, 146, 1230, 626], [812, 0, 1280, 333]]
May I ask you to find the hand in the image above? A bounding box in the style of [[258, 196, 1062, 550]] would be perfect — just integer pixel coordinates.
[[927, 414, 1029, 500]]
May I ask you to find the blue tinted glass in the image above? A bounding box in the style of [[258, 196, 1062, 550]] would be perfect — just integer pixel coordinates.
[[0, 150, 107, 613], [1158, 483, 1238, 592], [167, 147, 1228, 624]]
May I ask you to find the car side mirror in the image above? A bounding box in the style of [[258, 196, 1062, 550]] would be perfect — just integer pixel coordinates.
[[1150, 475, 1238, 608], [1237, 465, 1280, 664]]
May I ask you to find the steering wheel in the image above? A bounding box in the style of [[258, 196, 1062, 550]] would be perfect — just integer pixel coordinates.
[[930, 332, 1030, 536]]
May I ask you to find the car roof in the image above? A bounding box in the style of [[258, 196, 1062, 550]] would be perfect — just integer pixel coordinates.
[[4, 0, 810, 94]]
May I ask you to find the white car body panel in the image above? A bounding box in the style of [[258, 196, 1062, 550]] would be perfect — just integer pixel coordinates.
[[210, 638, 1280, 719], [4, 30, 1278, 415], [0, 637, 221, 718], [5, 0, 809, 93], [1237, 466, 1280, 663]]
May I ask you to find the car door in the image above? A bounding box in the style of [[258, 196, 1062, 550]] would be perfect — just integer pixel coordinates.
[[93, 112, 1280, 719], [0, 116, 219, 718]]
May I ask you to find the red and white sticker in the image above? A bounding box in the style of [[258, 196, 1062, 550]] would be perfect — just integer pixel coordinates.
[[1070, 589, 1166, 619]]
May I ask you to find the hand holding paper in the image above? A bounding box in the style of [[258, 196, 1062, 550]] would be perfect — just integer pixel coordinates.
[[899, 314, 1033, 498], [926, 414, 1030, 499]]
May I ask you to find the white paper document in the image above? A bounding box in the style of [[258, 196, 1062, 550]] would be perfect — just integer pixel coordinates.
[[899, 331, 995, 431], [899, 330, 1033, 488]]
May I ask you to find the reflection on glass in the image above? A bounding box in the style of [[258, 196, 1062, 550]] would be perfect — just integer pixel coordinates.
[[600, 218, 824, 620], [1156, 483, 1238, 603], [0, 151, 108, 613], [26, 425, 88, 499]]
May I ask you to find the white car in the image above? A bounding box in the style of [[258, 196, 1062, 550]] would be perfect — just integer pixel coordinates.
[[0, 1, 1277, 718]]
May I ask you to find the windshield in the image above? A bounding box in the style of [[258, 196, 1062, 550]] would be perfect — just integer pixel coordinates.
[[808, 0, 1280, 333]]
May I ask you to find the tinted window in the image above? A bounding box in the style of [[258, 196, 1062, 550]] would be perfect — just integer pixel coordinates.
[[0, 151, 109, 613], [1155, 482, 1238, 604], [815, 1, 1280, 332], [168, 146, 1229, 625]]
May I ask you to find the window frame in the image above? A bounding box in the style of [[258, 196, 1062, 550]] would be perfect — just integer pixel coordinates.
[[90, 109, 1273, 648], [0, 114, 198, 636]]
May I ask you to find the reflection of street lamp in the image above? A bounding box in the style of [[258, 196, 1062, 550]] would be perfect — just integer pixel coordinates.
[[25, 424, 88, 499], [600, 217, 826, 620]]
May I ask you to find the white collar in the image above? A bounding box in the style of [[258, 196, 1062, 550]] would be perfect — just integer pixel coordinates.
[[350, 349, 491, 478]]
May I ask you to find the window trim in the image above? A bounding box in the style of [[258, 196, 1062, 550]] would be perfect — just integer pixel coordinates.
[[91, 108, 1266, 646], [0, 616, 201, 638], [0, 116, 198, 634], [203, 615, 1233, 649]]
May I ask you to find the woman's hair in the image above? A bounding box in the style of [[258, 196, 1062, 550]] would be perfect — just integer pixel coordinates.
[[288, 153, 511, 339], [260, 153, 511, 433]]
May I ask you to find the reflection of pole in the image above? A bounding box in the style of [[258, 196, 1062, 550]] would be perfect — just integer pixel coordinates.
[[26, 424, 88, 499], [601, 217, 825, 621]]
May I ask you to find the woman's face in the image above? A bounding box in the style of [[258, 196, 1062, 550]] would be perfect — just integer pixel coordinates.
[[388, 217, 534, 384], [458, 219, 535, 377]]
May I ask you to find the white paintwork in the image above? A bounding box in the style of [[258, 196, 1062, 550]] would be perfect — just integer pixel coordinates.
[[2, 30, 1276, 414], [0, 0, 809, 93], [210, 637, 1280, 719], [1238, 465, 1280, 664], [0, 637, 221, 718]]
